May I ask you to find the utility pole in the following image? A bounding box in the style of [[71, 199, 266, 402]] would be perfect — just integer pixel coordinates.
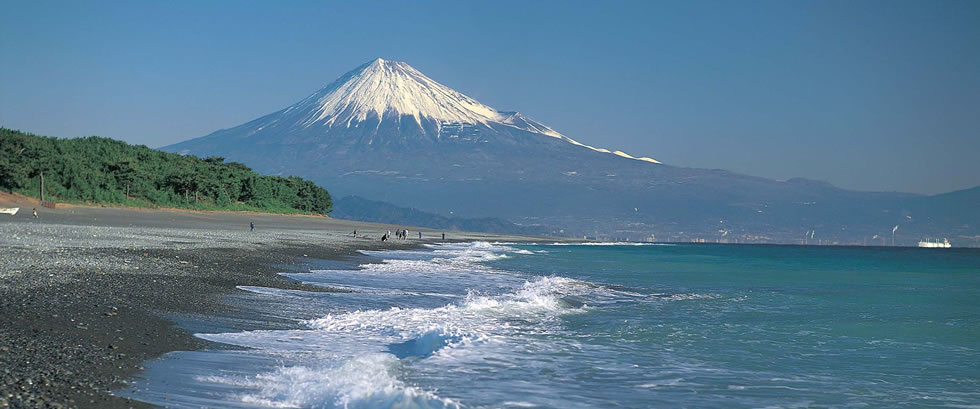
[[39, 171, 44, 203]]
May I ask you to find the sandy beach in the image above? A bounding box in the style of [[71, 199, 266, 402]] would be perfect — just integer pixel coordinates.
[[0, 194, 540, 408]]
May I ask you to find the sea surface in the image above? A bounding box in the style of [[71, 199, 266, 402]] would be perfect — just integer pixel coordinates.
[[121, 242, 980, 408]]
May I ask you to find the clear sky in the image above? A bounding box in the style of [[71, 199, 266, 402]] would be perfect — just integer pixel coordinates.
[[2, 1, 978, 195]]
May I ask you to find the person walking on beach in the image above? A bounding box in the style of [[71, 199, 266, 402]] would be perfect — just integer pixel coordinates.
[[419, 231, 422, 240], [32, 208, 38, 219], [250, 221, 254, 232], [442, 232, 445, 240]]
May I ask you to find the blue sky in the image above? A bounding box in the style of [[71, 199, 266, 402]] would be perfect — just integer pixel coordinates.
[[1, 0, 978, 194]]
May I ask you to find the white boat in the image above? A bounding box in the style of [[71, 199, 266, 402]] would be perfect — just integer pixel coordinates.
[[918, 238, 951, 248], [0, 207, 19, 215]]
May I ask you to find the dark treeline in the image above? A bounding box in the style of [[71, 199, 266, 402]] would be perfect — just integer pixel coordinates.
[[0, 128, 332, 214]]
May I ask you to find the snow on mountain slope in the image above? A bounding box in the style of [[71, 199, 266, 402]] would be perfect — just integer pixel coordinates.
[[261, 58, 660, 164], [298, 58, 500, 129]]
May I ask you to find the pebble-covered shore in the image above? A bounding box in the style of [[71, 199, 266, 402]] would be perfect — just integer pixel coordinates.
[[0, 200, 525, 408]]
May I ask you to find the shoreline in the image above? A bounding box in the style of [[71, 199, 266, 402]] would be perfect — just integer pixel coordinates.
[[0, 191, 331, 220], [0, 197, 538, 408]]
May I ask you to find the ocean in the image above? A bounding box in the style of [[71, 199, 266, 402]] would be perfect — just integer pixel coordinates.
[[120, 242, 980, 408]]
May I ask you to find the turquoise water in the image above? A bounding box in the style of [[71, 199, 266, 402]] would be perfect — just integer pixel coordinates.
[[122, 243, 980, 408]]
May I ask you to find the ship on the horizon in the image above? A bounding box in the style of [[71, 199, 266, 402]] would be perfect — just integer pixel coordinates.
[[918, 238, 952, 248]]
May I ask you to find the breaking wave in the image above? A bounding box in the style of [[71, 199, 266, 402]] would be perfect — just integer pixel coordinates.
[[196, 354, 460, 409], [190, 242, 598, 408]]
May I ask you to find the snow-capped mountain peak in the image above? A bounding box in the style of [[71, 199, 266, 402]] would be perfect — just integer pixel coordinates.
[[189, 58, 660, 164], [285, 58, 660, 164], [297, 58, 503, 129]]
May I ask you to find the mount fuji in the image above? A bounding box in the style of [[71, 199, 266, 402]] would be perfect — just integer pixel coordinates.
[[164, 58, 978, 244], [169, 58, 659, 164]]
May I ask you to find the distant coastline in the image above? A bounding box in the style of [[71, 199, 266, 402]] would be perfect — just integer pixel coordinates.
[[0, 191, 329, 219]]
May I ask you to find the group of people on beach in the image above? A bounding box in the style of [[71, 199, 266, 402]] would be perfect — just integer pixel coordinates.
[[378, 228, 441, 242], [352, 228, 445, 242], [382, 229, 410, 241]]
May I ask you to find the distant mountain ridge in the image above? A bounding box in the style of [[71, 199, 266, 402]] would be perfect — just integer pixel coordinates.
[[164, 58, 978, 245], [331, 196, 552, 236]]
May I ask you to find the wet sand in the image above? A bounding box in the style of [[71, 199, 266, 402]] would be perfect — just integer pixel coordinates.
[[0, 194, 543, 408]]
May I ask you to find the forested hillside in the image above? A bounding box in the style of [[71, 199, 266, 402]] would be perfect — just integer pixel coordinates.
[[0, 128, 332, 214]]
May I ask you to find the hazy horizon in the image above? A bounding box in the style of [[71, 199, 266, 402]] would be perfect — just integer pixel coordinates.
[[2, 1, 978, 194]]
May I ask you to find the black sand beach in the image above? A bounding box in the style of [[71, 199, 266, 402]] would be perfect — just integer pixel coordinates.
[[0, 194, 535, 408]]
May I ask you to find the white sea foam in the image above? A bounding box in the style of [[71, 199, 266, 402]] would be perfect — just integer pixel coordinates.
[[293, 242, 528, 296], [657, 293, 720, 302], [305, 275, 589, 337], [125, 241, 969, 409], [344, 242, 520, 275], [547, 242, 676, 246], [192, 242, 595, 408], [425, 241, 517, 251], [194, 242, 725, 409], [198, 354, 459, 409], [503, 402, 540, 408], [195, 274, 591, 408], [236, 285, 321, 297]]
